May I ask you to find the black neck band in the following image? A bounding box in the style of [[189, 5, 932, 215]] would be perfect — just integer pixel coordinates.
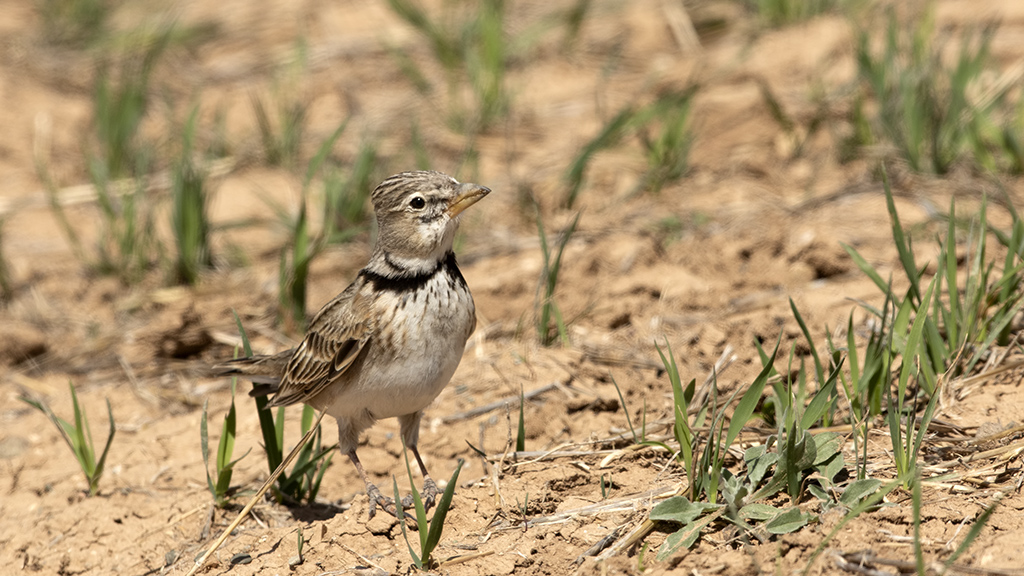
[[359, 251, 462, 292]]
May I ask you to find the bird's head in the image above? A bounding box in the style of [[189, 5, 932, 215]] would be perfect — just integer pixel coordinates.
[[371, 171, 490, 273]]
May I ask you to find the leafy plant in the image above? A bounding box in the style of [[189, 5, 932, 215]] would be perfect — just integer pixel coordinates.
[[638, 92, 695, 194], [885, 277, 941, 484], [650, 338, 777, 504], [649, 333, 850, 561], [20, 382, 116, 496], [92, 26, 174, 179], [251, 43, 312, 170], [395, 452, 465, 570], [42, 24, 176, 284], [535, 210, 581, 346]]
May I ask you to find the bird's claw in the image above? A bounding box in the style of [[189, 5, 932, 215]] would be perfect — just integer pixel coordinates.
[[365, 482, 401, 520], [365, 477, 446, 520]]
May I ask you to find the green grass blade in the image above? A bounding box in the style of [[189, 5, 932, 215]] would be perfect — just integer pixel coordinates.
[[398, 444, 429, 557], [789, 298, 824, 383], [800, 358, 843, 430], [92, 399, 116, 495], [565, 106, 634, 207], [69, 382, 95, 476], [231, 311, 254, 356], [943, 197, 960, 347], [424, 459, 464, 564], [726, 335, 780, 448], [303, 121, 349, 190], [393, 476, 421, 569], [215, 401, 238, 496], [611, 375, 637, 443], [841, 243, 889, 295], [882, 169, 922, 302]]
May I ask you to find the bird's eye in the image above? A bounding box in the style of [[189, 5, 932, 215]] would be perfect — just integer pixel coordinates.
[[409, 196, 426, 209]]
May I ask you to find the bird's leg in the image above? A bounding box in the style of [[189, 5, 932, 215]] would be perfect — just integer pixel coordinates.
[[348, 449, 401, 520], [405, 444, 442, 511], [398, 412, 443, 511]]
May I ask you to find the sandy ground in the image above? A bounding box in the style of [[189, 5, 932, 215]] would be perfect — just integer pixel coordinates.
[[2, 1, 1024, 574]]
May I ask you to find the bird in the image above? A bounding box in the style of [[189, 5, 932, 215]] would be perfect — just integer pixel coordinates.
[[216, 170, 489, 518]]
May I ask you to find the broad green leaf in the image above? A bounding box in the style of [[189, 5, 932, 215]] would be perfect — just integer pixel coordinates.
[[807, 483, 830, 503], [738, 503, 778, 521], [745, 444, 774, 483], [840, 478, 882, 506], [812, 433, 842, 465], [654, 510, 722, 561], [765, 507, 810, 534], [650, 496, 721, 524]]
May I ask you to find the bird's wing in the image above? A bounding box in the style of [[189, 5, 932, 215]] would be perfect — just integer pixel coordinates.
[[268, 280, 375, 406]]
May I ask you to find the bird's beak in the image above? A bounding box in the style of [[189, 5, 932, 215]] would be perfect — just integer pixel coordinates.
[[447, 183, 491, 218]]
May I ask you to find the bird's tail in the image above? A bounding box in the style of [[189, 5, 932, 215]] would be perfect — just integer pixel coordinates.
[[212, 350, 293, 397]]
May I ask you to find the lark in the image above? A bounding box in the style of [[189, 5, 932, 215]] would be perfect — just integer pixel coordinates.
[[217, 170, 489, 518]]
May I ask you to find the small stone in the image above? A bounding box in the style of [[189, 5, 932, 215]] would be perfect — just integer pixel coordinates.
[[288, 555, 303, 568], [230, 553, 251, 565]]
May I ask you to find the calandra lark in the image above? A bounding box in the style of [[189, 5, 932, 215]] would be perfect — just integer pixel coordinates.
[[218, 170, 489, 517]]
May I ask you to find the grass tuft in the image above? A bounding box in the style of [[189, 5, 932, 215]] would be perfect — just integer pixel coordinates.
[[323, 137, 382, 245], [277, 125, 346, 331], [565, 88, 697, 207], [233, 313, 334, 504], [535, 210, 581, 346], [386, 0, 509, 133], [171, 106, 213, 285], [200, 349, 249, 507], [849, 9, 1023, 174], [396, 451, 465, 571], [36, 0, 113, 47], [20, 382, 116, 496]]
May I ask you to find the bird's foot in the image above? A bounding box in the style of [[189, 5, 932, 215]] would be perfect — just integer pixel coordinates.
[[365, 482, 402, 520], [399, 476, 442, 511]]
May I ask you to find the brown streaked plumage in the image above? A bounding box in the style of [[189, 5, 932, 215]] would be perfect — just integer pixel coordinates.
[[217, 170, 489, 517]]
